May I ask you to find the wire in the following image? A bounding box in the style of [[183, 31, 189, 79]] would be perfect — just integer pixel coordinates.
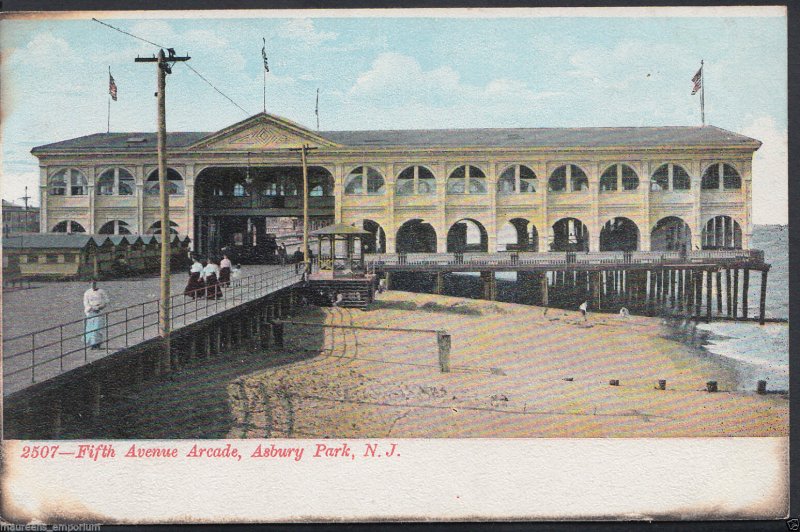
[[91, 17, 251, 117], [91, 18, 168, 49], [182, 62, 250, 116]]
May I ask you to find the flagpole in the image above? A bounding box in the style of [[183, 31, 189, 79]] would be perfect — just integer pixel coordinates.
[[700, 59, 705, 126], [107, 66, 111, 133], [315, 88, 320, 130], [263, 66, 266, 113], [262, 37, 267, 113]]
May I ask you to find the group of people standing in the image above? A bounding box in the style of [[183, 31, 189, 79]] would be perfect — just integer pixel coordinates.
[[184, 254, 240, 300]]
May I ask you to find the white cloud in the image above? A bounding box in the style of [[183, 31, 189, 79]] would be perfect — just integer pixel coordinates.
[[279, 19, 337, 46], [742, 115, 787, 225]]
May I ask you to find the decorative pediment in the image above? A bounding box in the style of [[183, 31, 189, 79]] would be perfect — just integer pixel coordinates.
[[189, 112, 339, 151]]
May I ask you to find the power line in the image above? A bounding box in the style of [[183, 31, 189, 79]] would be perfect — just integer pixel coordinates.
[[182, 62, 250, 116], [92, 17, 250, 117]]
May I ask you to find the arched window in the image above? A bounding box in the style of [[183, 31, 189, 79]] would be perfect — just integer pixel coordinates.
[[233, 183, 247, 197], [51, 220, 86, 233], [308, 171, 333, 197], [600, 164, 638, 192], [722, 164, 742, 189], [97, 167, 134, 196], [498, 165, 537, 194], [147, 220, 179, 235], [344, 166, 385, 195], [549, 164, 587, 192], [396, 166, 436, 196], [49, 168, 88, 196], [98, 220, 132, 235], [651, 163, 691, 191], [145, 168, 184, 195], [447, 165, 486, 194]]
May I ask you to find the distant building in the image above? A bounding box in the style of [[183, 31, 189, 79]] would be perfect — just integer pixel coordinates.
[[2, 200, 40, 234], [31, 112, 759, 256]]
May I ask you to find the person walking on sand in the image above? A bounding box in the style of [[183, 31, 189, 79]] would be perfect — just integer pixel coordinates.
[[84, 279, 110, 349], [579, 300, 588, 321], [203, 258, 222, 299], [219, 254, 232, 287], [184, 256, 205, 299]]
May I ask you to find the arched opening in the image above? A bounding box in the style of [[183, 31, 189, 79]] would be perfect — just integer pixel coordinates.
[[447, 219, 488, 253], [147, 220, 179, 235], [447, 165, 486, 194], [146, 168, 184, 195], [51, 220, 86, 233], [549, 164, 588, 192], [651, 216, 692, 252], [498, 218, 538, 251], [49, 168, 88, 196], [599, 217, 640, 251], [396, 219, 437, 253], [97, 167, 134, 196], [600, 164, 639, 192], [702, 163, 741, 190], [497, 165, 537, 194], [98, 220, 132, 235], [550, 218, 589, 252], [703, 215, 742, 249], [651, 163, 691, 191], [362, 219, 386, 254], [396, 165, 436, 195], [344, 166, 385, 195]]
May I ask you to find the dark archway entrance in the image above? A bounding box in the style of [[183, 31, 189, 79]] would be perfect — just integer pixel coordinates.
[[599, 217, 640, 251], [651, 216, 692, 252], [446, 219, 488, 253], [396, 219, 437, 253], [501, 218, 538, 251], [194, 165, 334, 261], [362, 219, 386, 254], [551, 218, 589, 252], [702, 215, 742, 249]]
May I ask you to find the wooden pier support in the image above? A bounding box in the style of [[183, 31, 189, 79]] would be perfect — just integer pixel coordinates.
[[384, 272, 391, 290], [716, 270, 723, 313], [706, 270, 713, 323], [732, 268, 739, 319], [742, 269, 750, 319], [759, 269, 769, 325], [435, 272, 444, 295], [481, 271, 496, 300], [272, 322, 284, 348], [726, 269, 732, 318]]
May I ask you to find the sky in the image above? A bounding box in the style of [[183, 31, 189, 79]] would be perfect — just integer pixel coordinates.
[[0, 8, 788, 223]]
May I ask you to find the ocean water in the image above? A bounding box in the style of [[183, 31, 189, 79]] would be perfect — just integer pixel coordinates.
[[696, 224, 789, 392]]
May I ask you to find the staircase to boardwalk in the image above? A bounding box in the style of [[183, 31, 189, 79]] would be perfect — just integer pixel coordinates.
[[306, 277, 377, 309]]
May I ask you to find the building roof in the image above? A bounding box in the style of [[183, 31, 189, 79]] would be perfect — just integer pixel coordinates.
[[2, 200, 39, 211], [2, 233, 109, 249], [30, 112, 761, 153], [311, 223, 371, 236]]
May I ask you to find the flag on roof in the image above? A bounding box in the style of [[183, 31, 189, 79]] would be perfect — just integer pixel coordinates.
[[691, 66, 702, 95], [109, 69, 118, 101], [261, 38, 269, 72]]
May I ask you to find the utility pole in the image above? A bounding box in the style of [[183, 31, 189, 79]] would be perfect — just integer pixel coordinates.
[[289, 144, 317, 272], [19, 186, 31, 210], [136, 48, 190, 374]]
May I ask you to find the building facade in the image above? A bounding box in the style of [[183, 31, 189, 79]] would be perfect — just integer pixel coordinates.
[[2, 200, 40, 234], [31, 112, 760, 256]]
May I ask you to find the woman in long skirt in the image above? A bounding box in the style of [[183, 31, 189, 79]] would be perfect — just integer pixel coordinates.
[[203, 259, 222, 300], [218, 254, 232, 287], [83, 280, 110, 349], [184, 257, 205, 299]]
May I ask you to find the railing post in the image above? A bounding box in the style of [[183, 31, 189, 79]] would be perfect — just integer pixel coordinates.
[[437, 331, 451, 373]]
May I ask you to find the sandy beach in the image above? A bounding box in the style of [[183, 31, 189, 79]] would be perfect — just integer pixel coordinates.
[[74, 291, 788, 439]]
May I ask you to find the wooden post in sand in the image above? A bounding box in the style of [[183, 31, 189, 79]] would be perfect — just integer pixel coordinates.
[[435, 272, 444, 295], [759, 268, 769, 325], [541, 272, 549, 306], [437, 332, 451, 373], [716, 270, 723, 313]]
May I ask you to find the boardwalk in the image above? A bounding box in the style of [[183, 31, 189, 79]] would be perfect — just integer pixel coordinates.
[[3, 264, 304, 396]]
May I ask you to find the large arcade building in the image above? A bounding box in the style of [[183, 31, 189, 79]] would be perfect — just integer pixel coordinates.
[[32, 112, 759, 258]]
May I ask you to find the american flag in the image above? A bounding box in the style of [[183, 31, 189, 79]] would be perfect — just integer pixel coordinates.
[[262, 38, 269, 72], [108, 71, 118, 101], [691, 67, 702, 95]]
